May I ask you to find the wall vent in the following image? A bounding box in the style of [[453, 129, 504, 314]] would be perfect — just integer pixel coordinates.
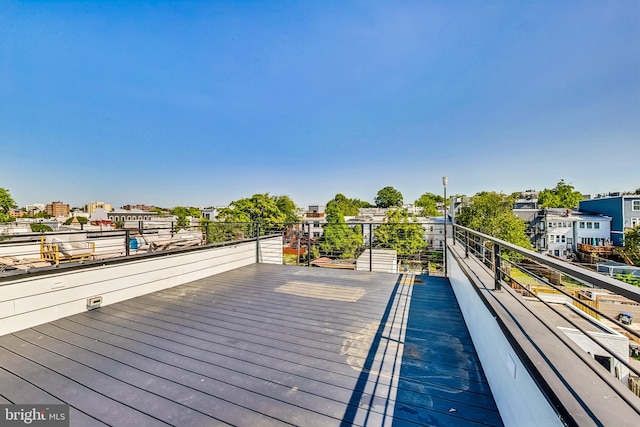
[[86, 296, 103, 310]]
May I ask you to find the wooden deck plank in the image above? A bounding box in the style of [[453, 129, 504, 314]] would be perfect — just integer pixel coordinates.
[[0, 264, 503, 426]]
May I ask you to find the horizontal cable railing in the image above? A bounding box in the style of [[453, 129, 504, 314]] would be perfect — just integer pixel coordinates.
[[0, 220, 448, 275], [452, 223, 640, 411]]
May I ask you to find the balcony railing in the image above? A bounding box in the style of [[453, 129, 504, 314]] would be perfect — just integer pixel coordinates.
[[1, 220, 448, 275], [451, 223, 640, 423]]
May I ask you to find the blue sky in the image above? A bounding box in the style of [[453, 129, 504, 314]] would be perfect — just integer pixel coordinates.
[[1, 1, 638, 209]]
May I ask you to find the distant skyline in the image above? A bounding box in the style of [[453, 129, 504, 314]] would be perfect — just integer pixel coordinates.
[[1, 1, 638, 209]]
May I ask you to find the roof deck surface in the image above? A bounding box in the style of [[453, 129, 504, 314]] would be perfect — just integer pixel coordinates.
[[0, 264, 502, 426]]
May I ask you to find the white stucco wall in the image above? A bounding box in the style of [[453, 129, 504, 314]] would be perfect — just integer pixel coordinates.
[[448, 249, 563, 427], [0, 237, 282, 336]]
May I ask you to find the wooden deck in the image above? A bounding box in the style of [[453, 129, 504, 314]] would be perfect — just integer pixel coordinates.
[[0, 264, 502, 426]]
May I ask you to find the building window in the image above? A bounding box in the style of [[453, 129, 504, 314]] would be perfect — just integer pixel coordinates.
[[587, 222, 592, 229], [579, 222, 585, 228], [631, 218, 640, 227], [633, 200, 640, 211], [561, 235, 566, 243], [567, 237, 573, 244], [594, 222, 600, 229]]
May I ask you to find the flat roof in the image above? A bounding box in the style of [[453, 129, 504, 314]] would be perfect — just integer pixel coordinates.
[[0, 264, 502, 426]]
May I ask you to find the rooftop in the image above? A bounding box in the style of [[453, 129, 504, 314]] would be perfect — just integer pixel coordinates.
[[0, 264, 502, 426]]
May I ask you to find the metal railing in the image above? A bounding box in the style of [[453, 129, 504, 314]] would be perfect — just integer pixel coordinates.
[[452, 223, 640, 407], [0, 220, 448, 275]]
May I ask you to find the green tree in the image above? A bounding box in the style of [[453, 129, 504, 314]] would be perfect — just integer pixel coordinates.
[[0, 187, 17, 213], [538, 180, 583, 208], [63, 216, 89, 225], [622, 226, 640, 266], [635, 188, 640, 195], [170, 206, 201, 231], [151, 207, 166, 216], [415, 192, 443, 216], [375, 186, 403, 208], [326, 194, 372, 216], [170, 206, 202, 218], [30, 223, 53, 233], [0, 187, 17, 223], [217, 193, 287, 229], [33, 211, 51, 219], [374, 208, 425, 255], [273, 195, 299, 225], [320, 204, 363, 258], [456, 192, 532, 249], [615, 272, 640, 288]]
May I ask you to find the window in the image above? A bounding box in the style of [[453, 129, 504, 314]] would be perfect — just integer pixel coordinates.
[[631, 218, 640, 227], [633, 200, 640, 211], [594, 222, 600, 229], [549, 235, 554, 243], [587, 222, 592, 229], [561, 235, 566, 243], [567, 238, 573, 244], [579, 222, 585, 228]]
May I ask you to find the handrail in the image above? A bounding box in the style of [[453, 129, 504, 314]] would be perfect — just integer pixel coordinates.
[[453, 223, 640, 303]]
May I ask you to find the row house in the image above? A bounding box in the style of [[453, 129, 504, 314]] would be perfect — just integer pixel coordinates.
[[529, 209, 612, 259], [579, 194, 640, 246]]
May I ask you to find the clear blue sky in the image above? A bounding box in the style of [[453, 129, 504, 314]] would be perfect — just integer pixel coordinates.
[[1, 1, 638, 209]]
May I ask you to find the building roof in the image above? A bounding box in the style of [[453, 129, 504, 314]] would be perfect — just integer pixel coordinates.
[[0, 264, 502, 426]]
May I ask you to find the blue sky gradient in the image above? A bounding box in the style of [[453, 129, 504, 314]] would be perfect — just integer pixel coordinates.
[[1, 1, 638, 208]]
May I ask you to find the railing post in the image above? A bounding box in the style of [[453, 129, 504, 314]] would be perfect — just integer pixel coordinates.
[[307, 222, 311, 267], [255, 224, 260, 263], [465, 230, 469, 258], [494, 243, 502, 291], [204, 223, 209, 245], [125, 230, 130, 257], [452, 224, 455, 246], [369, 223, 373, 272]]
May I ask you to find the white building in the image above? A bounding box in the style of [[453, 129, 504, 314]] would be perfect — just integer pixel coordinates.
[[540, 210, 611, 259]]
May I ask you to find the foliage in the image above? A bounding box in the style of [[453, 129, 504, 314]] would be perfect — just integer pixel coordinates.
[[374, 186, 403, 208], [373, 208, 425, 255], [169, 206, 200, 231], [415, 192, 442, 216], [273, 195, 300, 224], [170, 206, 202, 218], [0, 187, 17, 222], [33, 211, 51, 219], [615, 272, 640, 288], [200, 217, 252, 243], [622, 226, 640, 266], [538, 180, 583, 208], [63, 216, 88, 225], [217, 193, 287, 228], [635, 188, 640, 195], [456, 192, 532, 249], [326, 194, 372, 216], [151, 207, 166, 215], [320, 204, 363, 258], [0, 187, 17, 214], [30, 223, 53, 233], [175, 215, 190, 231]]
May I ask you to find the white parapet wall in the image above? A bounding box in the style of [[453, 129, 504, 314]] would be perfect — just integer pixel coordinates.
[[447, 247, 563, 427], [0, 237, 282, 336]]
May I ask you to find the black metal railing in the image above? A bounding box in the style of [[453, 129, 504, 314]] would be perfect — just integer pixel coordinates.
[[452, 223, 640, 405], [0, 220, 448, 274]]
